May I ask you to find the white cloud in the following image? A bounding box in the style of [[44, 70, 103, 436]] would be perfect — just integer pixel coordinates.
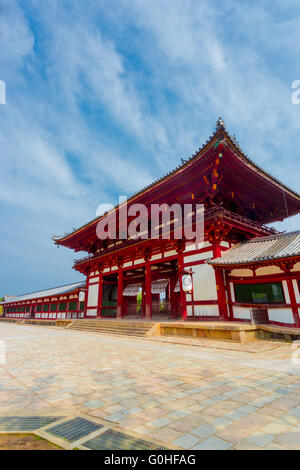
[[1, 0, 300, 294]]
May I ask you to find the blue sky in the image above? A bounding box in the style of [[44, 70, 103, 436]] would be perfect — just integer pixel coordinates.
[[1, 0, 300, 295]]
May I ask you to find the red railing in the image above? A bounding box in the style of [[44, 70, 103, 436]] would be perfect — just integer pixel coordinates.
[[74, 207, 276, 267]]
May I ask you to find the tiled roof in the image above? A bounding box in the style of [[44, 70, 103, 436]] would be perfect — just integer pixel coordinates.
[[54, 117, 300, 243], [209, 231, 300, 266], [1, 281, 86, 304]]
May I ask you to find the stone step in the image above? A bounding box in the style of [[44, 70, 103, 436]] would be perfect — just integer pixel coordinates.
[[70, 324, 150, 331], [73, 320, 153, 329], [70, 321, 153, 328], [68, 319, 153, 337], [69, 326, 150, 334], [69, 326, 148, 337], [70, 329, 147, 337]]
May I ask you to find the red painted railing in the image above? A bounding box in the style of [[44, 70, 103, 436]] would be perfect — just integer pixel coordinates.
[[74, 207, 276, 267]]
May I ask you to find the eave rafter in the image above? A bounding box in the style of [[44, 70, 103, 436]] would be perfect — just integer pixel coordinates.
[[212, 255, 300, 273], [54, 117, 300, 251]]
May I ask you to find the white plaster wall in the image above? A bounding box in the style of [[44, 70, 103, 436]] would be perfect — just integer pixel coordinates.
[[255, 266, 283, 276], [86, 308, 97, 317], [164, 250, 177, 257], [192, 264, 218, 301], [201, 241, 211, 249], [233, 306, 251, 319], [194, 305, 219, 316], [282, 281, 290, 304], [293, 279, 300, 304], [87, 284, 99, 307], [268, 308, 294, 324], [152, 254, 163, 261], [292, 262, 300, 272], [187, 305, 193, 317], [230, 269, 254, 277], [185, 243, 196, 252], [230, 282, 235, 302], [184, 251, 213, 264]]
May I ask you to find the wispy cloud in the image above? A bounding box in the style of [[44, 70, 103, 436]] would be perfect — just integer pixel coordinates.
[[0, 0, 299, 293]]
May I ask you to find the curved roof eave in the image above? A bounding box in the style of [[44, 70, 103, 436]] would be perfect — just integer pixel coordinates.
[[54, 118, 300, 244]]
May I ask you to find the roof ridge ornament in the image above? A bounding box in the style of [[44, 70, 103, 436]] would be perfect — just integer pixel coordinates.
[[216, 116, 226, 131]]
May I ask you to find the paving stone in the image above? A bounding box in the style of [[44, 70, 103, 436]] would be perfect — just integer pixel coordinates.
[[274, 431, 300, 449], [83, 399, 106, 410], [191, 424, 215, 439], [233, 439, 262, 450], [146, 417, 172, 429], [105, 412, 126, 423], [247, 432, 275, 447], [1, 322, 300, 450], [172, 434, 200, 449], [211, 416, 234, 430], [215, 423, 253, 443], [167, 410, 190, 419], [193, 436, 232, 450], [261, 422, 291, 435]]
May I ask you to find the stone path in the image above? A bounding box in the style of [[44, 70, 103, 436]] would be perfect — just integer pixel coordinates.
[[1, 322, 300, 450]]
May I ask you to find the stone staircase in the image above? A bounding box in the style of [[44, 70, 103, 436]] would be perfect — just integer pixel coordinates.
[[67, 319, 154, 338]]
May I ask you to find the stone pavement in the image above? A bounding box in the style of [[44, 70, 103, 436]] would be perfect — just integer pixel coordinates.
[[1, 322, 300, 450]]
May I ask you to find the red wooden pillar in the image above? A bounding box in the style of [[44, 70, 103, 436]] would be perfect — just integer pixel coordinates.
[[145, 259, 152, 319], [169, 276, 176, 317], [212, 243, 222, 259], [212, 243, 228, 321], [225, 270, 234, 320], [143, 249, 152, 319], [83, 267, 91, 318], [141, 282, 145, 316], [215, 268, 228, 321], [97, 271, 103, 318], [117, 267, 124, 319], [286, 278, 300, 327], [177, 248, 187, 321]]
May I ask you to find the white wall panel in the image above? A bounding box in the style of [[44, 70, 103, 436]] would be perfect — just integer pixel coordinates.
[[230, 283, 235, 302], [292, 262, 300, 272], [164, 250, 177, 257], [86, 308, 97, 317], [255, 266, 282, 276], [231, 269, 254, 277], [293, 279, 300, 304], [184, 251, 213, 263], [268, 308, 294, 324], [192, 264, 218, 301], [193, 305, 219, 316], [233, 306, 251, 319], [152, 254, 163, 261], [282, 281, 290, 304], [87, 284, 99, 307]]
